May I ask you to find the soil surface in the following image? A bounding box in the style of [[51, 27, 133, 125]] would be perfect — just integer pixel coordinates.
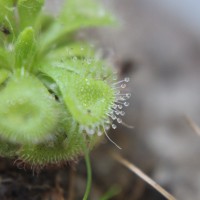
[[0, 141, 168, 200]]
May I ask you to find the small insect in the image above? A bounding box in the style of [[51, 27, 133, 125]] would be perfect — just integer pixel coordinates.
[[0, 26, 11, 35]]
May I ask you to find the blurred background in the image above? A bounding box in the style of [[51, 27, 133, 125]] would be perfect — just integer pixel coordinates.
[[46, 0, 200, 199]]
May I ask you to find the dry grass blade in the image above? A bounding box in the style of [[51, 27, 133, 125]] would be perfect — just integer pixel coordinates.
[[184, 115, 200, 136], [111, 153, 177, 200]]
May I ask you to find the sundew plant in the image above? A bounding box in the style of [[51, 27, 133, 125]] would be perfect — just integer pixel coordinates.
[[0, 0, 131, 171]]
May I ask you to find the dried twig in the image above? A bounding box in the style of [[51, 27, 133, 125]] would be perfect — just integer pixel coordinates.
[[111, 153, 177, 200], [184, 115, 200, 136]]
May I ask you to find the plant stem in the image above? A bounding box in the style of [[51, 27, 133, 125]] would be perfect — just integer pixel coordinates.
[[83, 142, 92, 200], [99, 186, 120, 200]]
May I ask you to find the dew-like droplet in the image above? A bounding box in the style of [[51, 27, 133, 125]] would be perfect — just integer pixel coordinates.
[[115, 111, 120, 115], [126, 93, 131, 98], [105, 119, 110, 124], [121, 84, 126, 88], [88, 129, 95, 135], [124, 102, 130, 107], [117, 118, 122, 123], [124, 77, 130, 82], [111, 114, 117, 120], [112, 124, 117, 129], [98, 131, 103, 136], [120, 111, 125, 116], [118, 105, 123, 109], [118, 97, 126, 101]]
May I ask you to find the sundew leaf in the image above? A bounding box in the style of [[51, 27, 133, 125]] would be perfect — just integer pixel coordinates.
[[64, 75, 115, 126], [40, 45, 113, 81], [0, 0, 119, 167], [18, 116, 84, 166], [40, 43, 100, 77], [17, 105, 102, 166], [17, 0, 45, 29], [18, 130, 83, 166], [38, 0, 115, 55], [15, 27, 37, 71], [40, 66, 115, 126], [44, 43, 96, 61], [64, 57, 113, 80], [0, 75, 60, 144]]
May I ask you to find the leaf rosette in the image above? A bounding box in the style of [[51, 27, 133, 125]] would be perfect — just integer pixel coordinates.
[[0, 0, 129, 168]]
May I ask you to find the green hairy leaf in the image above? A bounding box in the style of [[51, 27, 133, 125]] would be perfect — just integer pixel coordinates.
[[40, 66, 114, 126], [18, 0, 45, 29], [38, 0, 115, 54], [0, 75, 60, 144], [0, 0, 129, 173], [15, 27, 37, 70]]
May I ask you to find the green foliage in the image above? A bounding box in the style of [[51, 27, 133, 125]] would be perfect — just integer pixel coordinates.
[[18, 0, 45, 29], [0, 48, 12, 70], [0, 75, 60, 144], [0, 139, 19, 157], [0, 0, 15, 34], [15, 27, 37, 70], [38, 0, 115, 55], [40, 66, 114, 126], [0, 0, 123, 170], [0, 69, 10, 85], [60, 0, 115, 30]]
